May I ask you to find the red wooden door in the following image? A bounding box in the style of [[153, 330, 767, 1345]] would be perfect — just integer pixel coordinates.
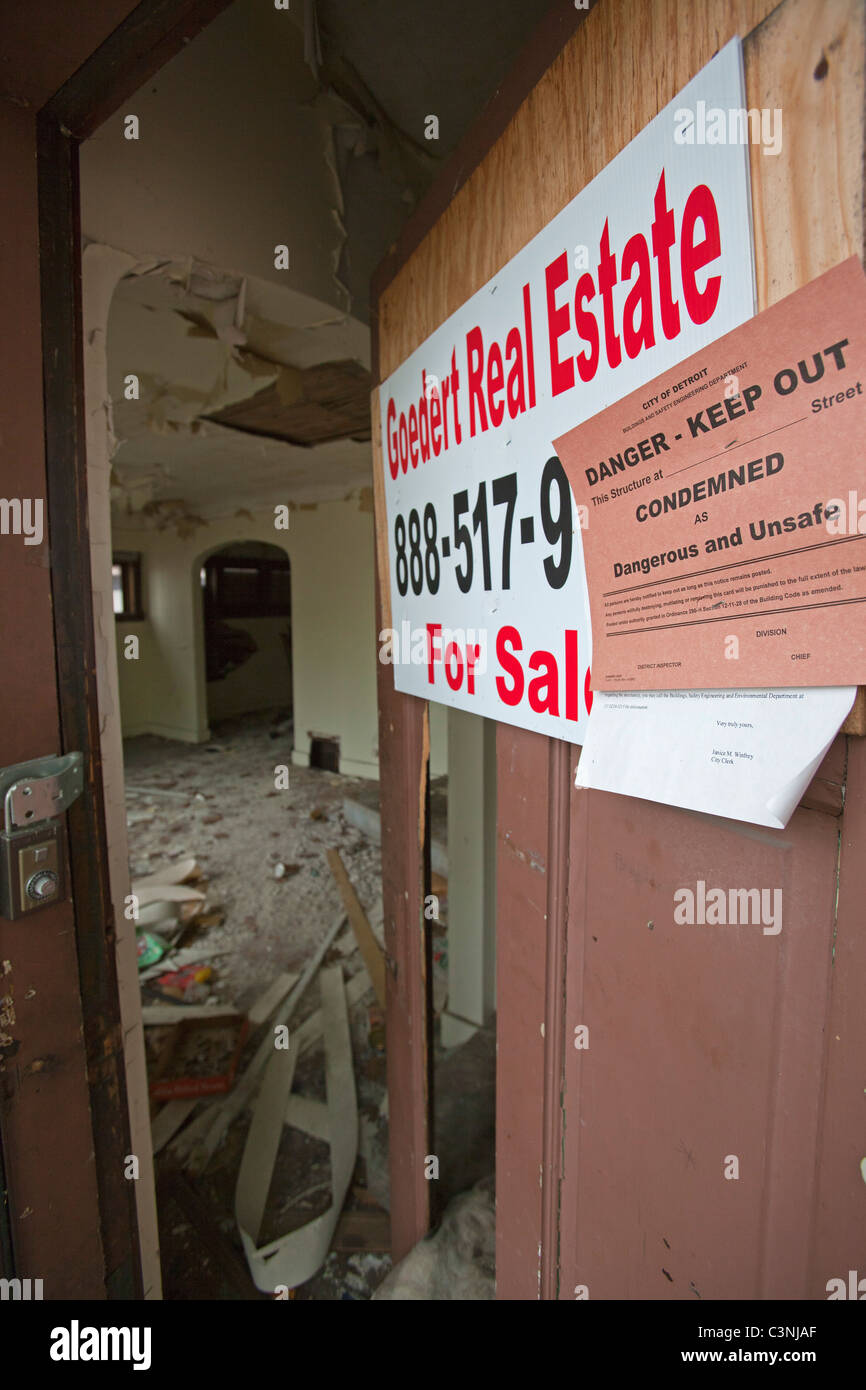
[[0, 0, 232, 1300]]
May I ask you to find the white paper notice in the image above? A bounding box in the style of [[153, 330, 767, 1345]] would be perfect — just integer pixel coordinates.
[[575, 687, 856, 829]]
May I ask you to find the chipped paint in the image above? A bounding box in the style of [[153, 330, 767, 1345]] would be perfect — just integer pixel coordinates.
[[140, 498, 209, 539]]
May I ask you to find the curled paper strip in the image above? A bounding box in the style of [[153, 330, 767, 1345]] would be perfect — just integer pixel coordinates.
[[235, 965, 357, 1292]]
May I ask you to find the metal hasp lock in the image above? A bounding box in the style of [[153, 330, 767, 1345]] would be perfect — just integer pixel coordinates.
[[0, 753, 84, 920]]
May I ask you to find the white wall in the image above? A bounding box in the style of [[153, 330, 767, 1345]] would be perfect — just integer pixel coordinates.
[[80, 1, 347, 315], [429, 701, 448, 778], [113, 495, 382, 777], [441, 710, 497, 1046]]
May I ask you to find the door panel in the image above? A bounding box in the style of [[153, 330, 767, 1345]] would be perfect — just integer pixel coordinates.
[[0, 98, 108, 1299], [373, 0, 866, 1299], [0, 0, 232, 1298], [806, 734, 866, 1295], [560, 780, 840, 1298], [494, 727, 551, 1299]]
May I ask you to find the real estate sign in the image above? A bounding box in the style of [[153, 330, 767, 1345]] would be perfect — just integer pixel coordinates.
[[379, 39, 756, 741]]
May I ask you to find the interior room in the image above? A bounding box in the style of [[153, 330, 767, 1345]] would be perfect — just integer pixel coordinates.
[[80, 0, 514, 1299]]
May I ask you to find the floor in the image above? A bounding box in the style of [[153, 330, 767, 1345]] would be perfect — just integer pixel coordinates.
[[125, 708, 495, 1299]]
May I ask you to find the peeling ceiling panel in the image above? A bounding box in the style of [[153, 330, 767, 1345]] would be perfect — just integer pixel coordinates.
[[106, 268, 374, 518], [111, 420, 372, 520], [85, 0, 550, 519], [205, 359, 372, 446]]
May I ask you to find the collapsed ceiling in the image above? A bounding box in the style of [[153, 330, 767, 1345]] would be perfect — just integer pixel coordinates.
[[82, 0, 549, 525]]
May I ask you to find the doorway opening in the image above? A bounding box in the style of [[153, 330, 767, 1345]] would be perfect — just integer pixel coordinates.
[[77, 0, 537, 1303], [200, 540, 293, 734]]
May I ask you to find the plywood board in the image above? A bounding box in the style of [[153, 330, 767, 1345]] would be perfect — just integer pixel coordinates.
[[377, 0, 779, 378], [372, 0, 864, 1303], [326, 850, 387, 1007]]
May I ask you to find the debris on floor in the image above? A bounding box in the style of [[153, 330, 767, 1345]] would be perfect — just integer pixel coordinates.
[[372, 1177, 495, 1300], [128, 709, 494, 1299], [326, 848, 386, 1007], [235, 964, 358, 1292], [128, 711, 393, 1300], [148, 1012, 249, 1100]]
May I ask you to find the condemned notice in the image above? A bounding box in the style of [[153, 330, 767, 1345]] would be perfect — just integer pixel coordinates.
[[555, 257, 866, 690]]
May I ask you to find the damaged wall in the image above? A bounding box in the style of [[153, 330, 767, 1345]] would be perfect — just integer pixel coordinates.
[[80, 1, 352, 317], [113, 496, 380, 777], [113, 498, 448, 779], [206, 616, 290, 723], [103, 267, 373, 522]]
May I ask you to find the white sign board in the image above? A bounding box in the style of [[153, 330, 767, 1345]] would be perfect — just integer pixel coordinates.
[[379, 39, 755, 741]]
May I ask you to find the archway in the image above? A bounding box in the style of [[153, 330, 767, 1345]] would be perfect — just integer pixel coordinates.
[[197, 540, 292, 735]]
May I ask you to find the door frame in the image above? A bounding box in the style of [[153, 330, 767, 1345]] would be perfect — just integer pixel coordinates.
[[32, 0, 597, 1290], [369, 0, 598, 1263], [34, 0, 235, 1298]]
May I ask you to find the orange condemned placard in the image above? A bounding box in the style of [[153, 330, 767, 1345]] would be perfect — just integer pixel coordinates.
[[555, 257, 866, 690]]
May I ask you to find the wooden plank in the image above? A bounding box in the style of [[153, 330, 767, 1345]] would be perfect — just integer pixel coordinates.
[[370, 385, 392, 632], [370, 364, 431, 1258], [326, 851, 386, 1008], [235, 1042, 298, 1245], [142, 1004, 241, 1026], [157, 1169, 263, 1300], [247, 971, 299, 1027], [184, 913, 347, 1174], [333, 1209, 391, 1254], [236, 967, 357, 1291], [800, 733, 847, 817], [842, 689, 866, 736], [495, 724, 550, 1300], [374, 587, 431, 1260], [167, 971, 371, 1168], [151, 1099, 198, 1154]]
